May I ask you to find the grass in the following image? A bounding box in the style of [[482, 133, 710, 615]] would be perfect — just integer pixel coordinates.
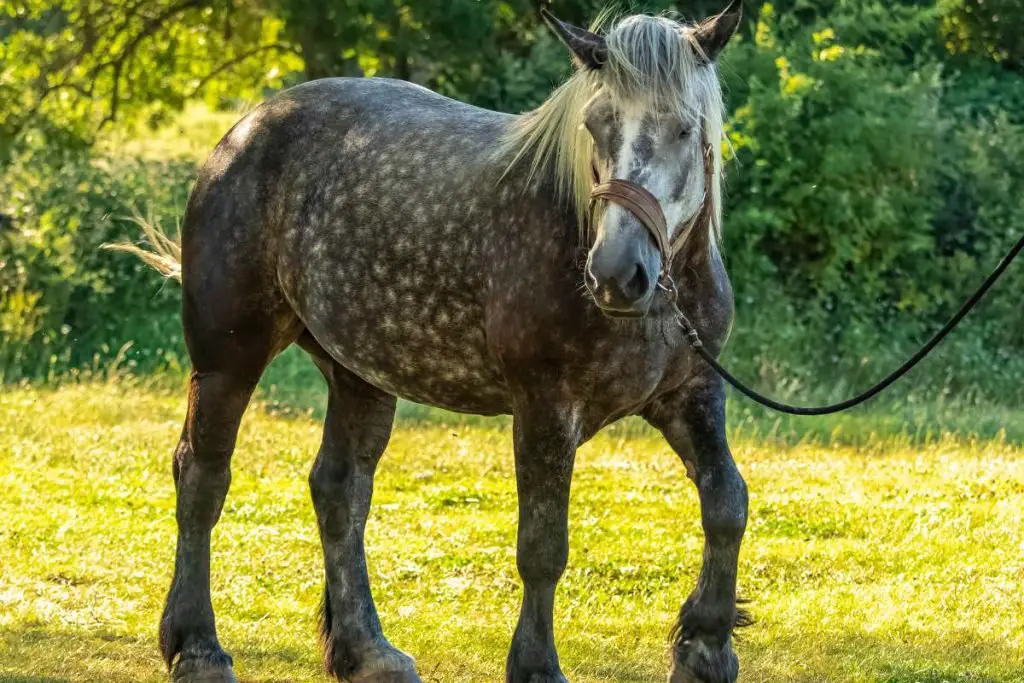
[[2, 381, 1023, 683]]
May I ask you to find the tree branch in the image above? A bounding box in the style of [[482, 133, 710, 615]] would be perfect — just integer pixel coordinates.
[[89, 0, 211, 129], [91, 0, 209, 79], [187, 42, 303, 97], [10, 83, 95, 141]]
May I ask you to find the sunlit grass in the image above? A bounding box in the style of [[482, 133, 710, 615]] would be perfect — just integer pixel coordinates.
[[2, 382, 1023, 682]]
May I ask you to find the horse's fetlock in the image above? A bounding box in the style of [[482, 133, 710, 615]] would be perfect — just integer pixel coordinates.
[[674, 595, 741, 647], [670, 636, 738, 683], [172, 648, 236, 683], [325, 637, 418, 682]]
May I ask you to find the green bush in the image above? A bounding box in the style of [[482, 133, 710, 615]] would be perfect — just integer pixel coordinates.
[[718, 5, 1024, 404], [0, 141, 193, 380], [2, 2, 1022, 410]]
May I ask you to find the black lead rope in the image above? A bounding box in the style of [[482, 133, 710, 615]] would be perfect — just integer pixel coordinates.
[[665, 232, 1024, 416]]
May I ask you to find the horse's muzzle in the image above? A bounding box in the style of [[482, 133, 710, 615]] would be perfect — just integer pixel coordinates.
[[587, 179, 666, 317], [586, 256, 656, 316]]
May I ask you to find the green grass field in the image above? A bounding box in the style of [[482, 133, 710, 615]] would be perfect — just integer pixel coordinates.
[[2, 382, 1023, 682]]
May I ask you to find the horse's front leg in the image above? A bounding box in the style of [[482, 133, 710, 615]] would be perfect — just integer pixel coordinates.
[[645, 375, 749, 683], [506, 400, 580, 683]]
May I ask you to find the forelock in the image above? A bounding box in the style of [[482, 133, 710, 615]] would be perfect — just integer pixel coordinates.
[[602, 14, 712, 125]]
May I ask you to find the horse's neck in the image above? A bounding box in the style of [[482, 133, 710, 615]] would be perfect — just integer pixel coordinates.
[[670, 227, 723, 290], [498, 159, 584, 251]]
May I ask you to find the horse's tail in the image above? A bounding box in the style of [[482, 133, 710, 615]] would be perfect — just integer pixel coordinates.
[[103, 210, 182, 283]]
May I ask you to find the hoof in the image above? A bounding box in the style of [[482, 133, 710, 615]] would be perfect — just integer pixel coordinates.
[[341, 644, 420, 683], [668, 638, 737, 683], [172, 654, 237, 683], [350, 672, 422, 683], [505, 668, 569, 683]]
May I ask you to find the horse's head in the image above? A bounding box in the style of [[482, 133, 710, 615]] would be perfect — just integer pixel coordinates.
[[542, 3, 740, 317]]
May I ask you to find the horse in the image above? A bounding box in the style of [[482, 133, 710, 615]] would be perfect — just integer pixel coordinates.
[[125, 3, 748, 682]]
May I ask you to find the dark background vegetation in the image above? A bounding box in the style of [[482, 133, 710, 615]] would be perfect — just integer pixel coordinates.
[[2, 0, 1022, 420]]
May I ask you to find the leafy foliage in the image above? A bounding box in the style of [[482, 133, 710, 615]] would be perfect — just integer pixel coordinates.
[[0, 1, 301, 163], [0, 143, 190, 379], [717, 4, 1024, 402], [941, 0, 1024, 69], [1, 0, 1023, 407]]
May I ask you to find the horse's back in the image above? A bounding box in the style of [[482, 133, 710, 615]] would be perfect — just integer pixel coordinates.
[[184, 77, 511, 251], [179, 77, 529, 412]]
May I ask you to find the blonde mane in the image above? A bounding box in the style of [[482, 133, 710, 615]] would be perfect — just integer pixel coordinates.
[[498, 13, 725, 246]]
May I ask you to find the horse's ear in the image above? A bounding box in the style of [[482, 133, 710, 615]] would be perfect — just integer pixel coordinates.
[[693, 0, 743, 62], [540, 8, 608, 70]]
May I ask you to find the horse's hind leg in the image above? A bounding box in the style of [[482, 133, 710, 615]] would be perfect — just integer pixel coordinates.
[[301, 336, 419, 683], [161, 369, 257, 682], [161, 302, 298, 681]]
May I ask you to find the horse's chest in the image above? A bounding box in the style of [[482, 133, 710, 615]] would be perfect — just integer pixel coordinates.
[[489, 300, 687, 423], [574, 347, 675, 422]]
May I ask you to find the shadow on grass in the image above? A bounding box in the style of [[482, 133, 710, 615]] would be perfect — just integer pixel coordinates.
[[0, 626, 156, 683], [2, 622, 1022, 682], [0, 626, 324, 683]]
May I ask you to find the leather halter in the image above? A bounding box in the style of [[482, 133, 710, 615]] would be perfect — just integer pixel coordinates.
[[588, 143, 713, 276], [589, 181, 670, 258]]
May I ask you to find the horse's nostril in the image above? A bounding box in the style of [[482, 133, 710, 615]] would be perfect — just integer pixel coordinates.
[[622, 263, 650, 301], [587, 255, 654, 313]]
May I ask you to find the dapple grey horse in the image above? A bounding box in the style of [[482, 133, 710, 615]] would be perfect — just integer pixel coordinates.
[[130, 4, 749, 682]]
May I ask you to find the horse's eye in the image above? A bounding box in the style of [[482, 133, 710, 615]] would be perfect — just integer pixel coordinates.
[[678, 125, 693, 140]]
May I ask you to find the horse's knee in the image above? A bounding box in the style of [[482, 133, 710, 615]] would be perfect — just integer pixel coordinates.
[[174, 433, 230, 478], [516, 522, 568, 586], [173, 436, 232, 504], [697, 464, 747, 544]]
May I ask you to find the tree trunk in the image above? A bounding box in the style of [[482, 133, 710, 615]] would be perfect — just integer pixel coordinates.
[[294, 23, 362, 80]]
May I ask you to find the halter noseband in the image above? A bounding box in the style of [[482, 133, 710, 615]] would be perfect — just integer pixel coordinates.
[[589, 181, 670, 258], [588, 143, 713, 278]]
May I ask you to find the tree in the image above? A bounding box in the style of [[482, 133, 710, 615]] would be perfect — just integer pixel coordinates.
[[0, 0, 302, 162], [278, 0, 521, 81], [0, 0, 543, 160]]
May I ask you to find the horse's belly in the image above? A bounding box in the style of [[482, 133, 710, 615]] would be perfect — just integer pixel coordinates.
[[333, 343, 511, 415], [302, 295, 511, 415]]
